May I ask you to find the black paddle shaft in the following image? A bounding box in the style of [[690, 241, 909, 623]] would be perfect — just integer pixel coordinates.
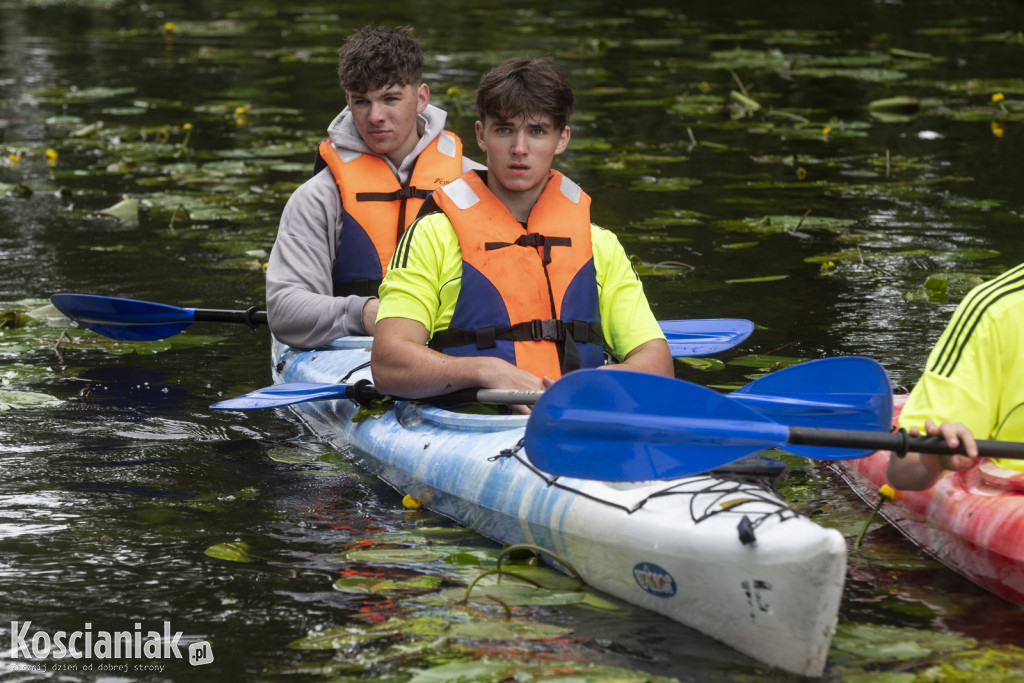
[[192, 307, 268, 329], [788, 426, 1024, 459], [343, 379, 531, 408]]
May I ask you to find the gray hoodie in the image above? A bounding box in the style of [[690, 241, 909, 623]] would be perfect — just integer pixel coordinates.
[[265, 104, 482, 349]]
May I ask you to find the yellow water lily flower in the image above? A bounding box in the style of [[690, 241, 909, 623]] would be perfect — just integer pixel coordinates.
[[164, 22, 176, 32], [45, 149, 58, 164], [401, 494, 421, 510], [992, 92, 1005, 104], [446, 87, 460, 98]]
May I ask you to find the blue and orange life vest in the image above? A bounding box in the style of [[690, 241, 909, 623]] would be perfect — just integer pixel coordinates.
[[315, 132, 463, 297], [426, 170, 604, 380]]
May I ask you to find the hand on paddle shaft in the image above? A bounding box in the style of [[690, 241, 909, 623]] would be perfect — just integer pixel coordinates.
[[49, 294, 753, 358], [523, 361, 1024, 481]]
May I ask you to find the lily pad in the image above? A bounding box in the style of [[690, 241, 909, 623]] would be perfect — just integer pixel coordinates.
[[204, 542, 257, 563], [728, 355, 808, 370], [435, 583, 589, 607], [831, 622, 975, 663], [629, 176, 703, 192], [715, 214, 856, 235], [0, 390, 62, 410], [449, 620, 572, 641], [341, 547, 447, 564], [333, 574, 443, 595], [726, 274, 789, 284], [676, 356, 726, 372]]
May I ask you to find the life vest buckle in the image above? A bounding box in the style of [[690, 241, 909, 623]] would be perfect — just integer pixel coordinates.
[[530, 319, 563, 342]]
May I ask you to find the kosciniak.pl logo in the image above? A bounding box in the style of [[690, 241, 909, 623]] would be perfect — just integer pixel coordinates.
[[9, 621, 213, 668]]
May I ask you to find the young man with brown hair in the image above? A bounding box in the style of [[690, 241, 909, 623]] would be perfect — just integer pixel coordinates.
[[371, 58, 672, 410], [265, 25, 481, 349]]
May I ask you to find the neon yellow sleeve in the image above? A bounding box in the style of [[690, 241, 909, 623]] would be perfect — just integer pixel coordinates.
[[899, 311, 1009, 439], [591, 225, 666, 361], [377, 213, 463, 335]]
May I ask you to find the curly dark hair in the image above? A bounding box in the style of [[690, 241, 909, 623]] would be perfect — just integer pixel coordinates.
[[337, 25, 423, 93], [476, 57, 573, 131]]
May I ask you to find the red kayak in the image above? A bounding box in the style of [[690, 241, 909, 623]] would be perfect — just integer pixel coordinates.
[[835, 396, 1024, 604]]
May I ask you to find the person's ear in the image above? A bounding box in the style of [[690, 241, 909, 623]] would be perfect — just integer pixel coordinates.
[[416, 83, 429, 114], [554, 126, 571, 155], [475, 120, 487, 153]]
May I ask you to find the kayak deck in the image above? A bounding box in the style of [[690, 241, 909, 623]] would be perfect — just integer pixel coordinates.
[[835, 396, 1024, 604], [272, 337, 846, 676]]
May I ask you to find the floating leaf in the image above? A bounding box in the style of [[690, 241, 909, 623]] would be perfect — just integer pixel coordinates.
[[204, 542, 257, 563], [436, 583, 588, 607], [333, 574, 442, 595], [265, 448, 312, 464], [716, 214, 856, 235], [287, 624, 395, 650], [676, 356, 726, 372], [831, 622, 975, 663], [95, 196, 140, 226], [342, 547, 447, 564], [728, 355, 808, 370], [726, 274, 789, 284], [0, 390, 62, 410], [449, 620, 572, 641], [868, 96, 921, 113], [629, 176, 703, 192], [442, 552, 484, 566]]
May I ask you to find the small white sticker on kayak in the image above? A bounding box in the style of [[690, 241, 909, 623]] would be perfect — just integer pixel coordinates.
[[633, 562, 677, 597]]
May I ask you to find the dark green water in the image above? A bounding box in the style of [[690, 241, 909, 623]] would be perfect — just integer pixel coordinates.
[[3, 0, 1024, 680]]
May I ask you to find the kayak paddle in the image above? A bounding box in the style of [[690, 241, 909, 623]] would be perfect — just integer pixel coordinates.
[[212, 355, 889, 435], [49, 293, 752, 356], [730, 356, 893, 458], [523, 368, 1024, 481], [50, 293, 267, 343], [211, 379, 541, 411]]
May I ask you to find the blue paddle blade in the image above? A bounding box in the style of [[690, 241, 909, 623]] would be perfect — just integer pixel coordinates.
[[731, 356, 893, 458], [211, 382, 351, 410], [659, 318, 754, 356], [525, 369, 789, 481], [50, 293, 196, 342]]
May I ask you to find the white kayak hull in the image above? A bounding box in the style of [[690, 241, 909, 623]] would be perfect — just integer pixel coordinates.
[[272, 337, 846, 676]]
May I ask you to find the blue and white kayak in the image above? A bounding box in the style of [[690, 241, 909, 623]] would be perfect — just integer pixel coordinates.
[[271, 336, 846, 677]]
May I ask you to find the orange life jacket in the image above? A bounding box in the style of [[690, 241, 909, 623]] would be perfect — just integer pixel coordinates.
[[427, 170, 603, 379], [316, 132, 463, 296]]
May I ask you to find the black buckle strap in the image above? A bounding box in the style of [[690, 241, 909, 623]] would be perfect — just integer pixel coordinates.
[[485, 233, 572, 265], [333, 278, 381, 297], [530, 318, 562, 341], [356, 186, 432, 202], [475, 326, 497, 350], [429, 319, 601, 352]]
